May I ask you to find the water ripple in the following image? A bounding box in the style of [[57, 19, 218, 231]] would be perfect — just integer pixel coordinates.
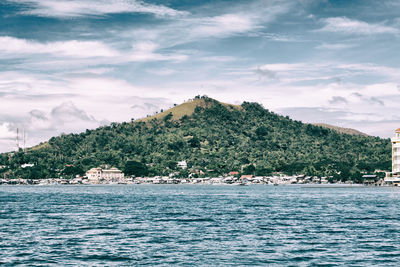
[[1, 185, 400, 265]]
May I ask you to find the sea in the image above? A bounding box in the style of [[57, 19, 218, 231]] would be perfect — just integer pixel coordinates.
[[1, 185, 400, 266]]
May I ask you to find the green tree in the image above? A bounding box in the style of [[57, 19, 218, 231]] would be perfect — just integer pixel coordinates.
[[124, 160, 149, 177]]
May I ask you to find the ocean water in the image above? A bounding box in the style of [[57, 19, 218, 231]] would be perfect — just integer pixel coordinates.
[[1, 185, 400, 266]]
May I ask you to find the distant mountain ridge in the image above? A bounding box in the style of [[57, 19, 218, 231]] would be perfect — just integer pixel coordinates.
[[312, 123, 368, 137], [0, 96, 391, 180]]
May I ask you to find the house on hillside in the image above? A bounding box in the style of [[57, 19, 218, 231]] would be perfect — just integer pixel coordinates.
[[21, 163, 34, 168], [177, 160, 187, 169], [229, 171, 239, 176]]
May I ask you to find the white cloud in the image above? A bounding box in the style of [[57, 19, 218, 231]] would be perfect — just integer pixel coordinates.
[[123, 0, 292, 48], [199, 56, 237, 62], [316, 43, 356, 50], [0, 36, 118, 58], [9, 0, 187, 18], [192, 13, 258, 38], [51, 101, 96, 123], [146, 68, 177, 76], [318, 17, 399, 35], [256, 62, 400, 84], [0, 36, 188, 68], [129, 41, 187, 62], [0, 123, 15, 140]]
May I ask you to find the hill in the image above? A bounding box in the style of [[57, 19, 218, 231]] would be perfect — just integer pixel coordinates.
[[0, 96, 391, 181], [313, 123, 368, 137]]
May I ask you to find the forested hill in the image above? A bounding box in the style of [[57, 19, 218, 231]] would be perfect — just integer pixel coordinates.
[[0, 96, 391, 180]]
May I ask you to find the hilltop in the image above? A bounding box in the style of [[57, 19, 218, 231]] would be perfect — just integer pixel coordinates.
[[0, 96, 391, 181], [137, 97, 242, 122]]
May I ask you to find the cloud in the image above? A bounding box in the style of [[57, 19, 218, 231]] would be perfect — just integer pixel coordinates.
[[29, 109, 48, 120], [129, 41, 187, 62], [0, 123, 16, 140], [0, 36, 118, 58], [8, 0, 187, 18], [255, 62, 400, 84], [316, 43, 356, 50], [130, 97, 174, 119], [318, 17, 399, 35], [51, 101, 96, 122], [352, 92, 384, 106], [192, 13, 258, 38], [146, 68, 177, 76], [255, 66, 278, 80], [123, 0, 292, 48], [199, 56, 237, 62], [253, 33, 301, 42], [329, 96, 348, 105], [0, 36, 188, 69]]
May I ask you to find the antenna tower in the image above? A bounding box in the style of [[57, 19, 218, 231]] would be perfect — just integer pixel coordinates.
[[23, 129, 26, 152], [16, 128, 19, 151]]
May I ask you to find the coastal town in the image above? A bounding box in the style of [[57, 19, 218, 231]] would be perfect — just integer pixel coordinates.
[[0, 171, 384, 186], [2, 128, 400, 186], [0, 165, 393, 186]]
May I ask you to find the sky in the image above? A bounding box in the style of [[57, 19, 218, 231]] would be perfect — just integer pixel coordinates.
[[0, 0, 400, 152]]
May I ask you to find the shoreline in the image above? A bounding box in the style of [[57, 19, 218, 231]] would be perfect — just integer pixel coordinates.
[[0, 181, 377, 187], [0, 175, 387, 186]]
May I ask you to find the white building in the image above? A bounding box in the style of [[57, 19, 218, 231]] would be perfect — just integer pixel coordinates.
[[177, 160, 187, 169], [392, 128, 400, 175], [86, 167, 124, 183], [21, 163, 34, 168]]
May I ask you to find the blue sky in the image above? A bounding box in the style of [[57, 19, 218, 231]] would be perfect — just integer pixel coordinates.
[[0, 0, 399, 152]]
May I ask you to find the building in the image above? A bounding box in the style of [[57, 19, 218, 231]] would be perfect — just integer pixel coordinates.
[[86, 167, 124, 183], [240, 175, 254, 180], [384, 129, 400, 186], [392, 128, 400, 175], [177, 160, 187, 169], [21, 163, 35, 168], [384, 177, 400, 186], [362, 174, 378, 186]]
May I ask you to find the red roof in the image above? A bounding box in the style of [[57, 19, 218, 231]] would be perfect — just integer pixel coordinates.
[[240, 175, 253, 179], [229, 171, 239, 175]]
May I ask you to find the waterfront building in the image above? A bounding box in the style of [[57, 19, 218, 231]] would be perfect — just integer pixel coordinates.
[[392, 128, 400, 175], [384, 129, 400, 186], [86, 167, 124, 183], [240, 175, 254, 180], [362, 174, 378, 186]]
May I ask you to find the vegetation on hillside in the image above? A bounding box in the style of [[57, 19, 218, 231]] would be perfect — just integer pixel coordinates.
[[0, 96, 391, 181]]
